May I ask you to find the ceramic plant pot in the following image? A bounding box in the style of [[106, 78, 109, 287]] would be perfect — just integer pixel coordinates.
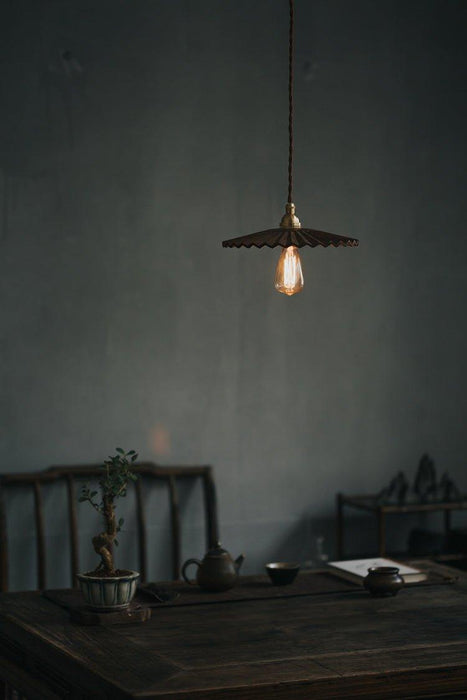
[[77, 570, 139, 611]]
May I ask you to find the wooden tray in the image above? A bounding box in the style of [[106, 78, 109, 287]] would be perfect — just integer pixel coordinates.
[[41, 591, 151, 626]]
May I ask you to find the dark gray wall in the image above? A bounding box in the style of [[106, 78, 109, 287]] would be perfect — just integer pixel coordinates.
[[1, 0, 467, 589]]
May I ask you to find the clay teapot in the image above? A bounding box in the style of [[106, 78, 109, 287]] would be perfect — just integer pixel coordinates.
[[181, 542, 244, 592]]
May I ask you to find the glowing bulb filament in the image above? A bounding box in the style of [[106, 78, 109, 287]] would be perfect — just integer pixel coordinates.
[[274, 245, 304, 296]]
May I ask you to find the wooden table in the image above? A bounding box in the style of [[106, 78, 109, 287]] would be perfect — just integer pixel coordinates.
[[1, 568, 467, 699]]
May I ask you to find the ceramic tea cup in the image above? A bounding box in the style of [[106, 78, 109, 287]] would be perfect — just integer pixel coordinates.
[[265, 562, 300, 586]]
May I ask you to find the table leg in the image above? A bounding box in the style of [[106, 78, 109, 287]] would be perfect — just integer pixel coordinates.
[[377, 509, 386, 556], [336, 493, 344, 558], [0, 678, 33, 700], [0, 680, 12, 700], [4, 682, 27, 699]]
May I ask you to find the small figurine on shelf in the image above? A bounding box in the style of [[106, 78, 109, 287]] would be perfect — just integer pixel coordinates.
[[377, 471, 410, 505], [413, 454, 437, 502], [377, 454, 463, 506], [439, 472, 461, 502]]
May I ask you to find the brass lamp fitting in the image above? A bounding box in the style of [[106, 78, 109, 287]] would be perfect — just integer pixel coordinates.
[[280, 202, 301, 228]]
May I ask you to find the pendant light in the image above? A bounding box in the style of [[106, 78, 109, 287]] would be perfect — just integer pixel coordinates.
[[222, 0, 359, 296]]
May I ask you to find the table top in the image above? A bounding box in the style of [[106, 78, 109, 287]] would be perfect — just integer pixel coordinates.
[[1, 567, 467, 699]]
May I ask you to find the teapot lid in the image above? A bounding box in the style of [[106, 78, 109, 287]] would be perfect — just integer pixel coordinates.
[[206, 541, 229, 557]]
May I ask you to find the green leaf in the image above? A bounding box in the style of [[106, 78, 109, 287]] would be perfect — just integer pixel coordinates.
[[114, 539, 119, 547], [78, 496, 87, 502], [127, 450, 135, 455], [131, 454, 138, 462], [116, 448, 124, 454]]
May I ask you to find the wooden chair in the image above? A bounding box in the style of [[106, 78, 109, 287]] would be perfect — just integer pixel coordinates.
[[0, 463, 219, 591]]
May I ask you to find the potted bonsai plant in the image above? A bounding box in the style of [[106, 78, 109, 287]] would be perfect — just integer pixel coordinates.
[[77, 448, 139, 611]]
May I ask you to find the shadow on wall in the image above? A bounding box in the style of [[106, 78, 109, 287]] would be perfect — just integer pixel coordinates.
[[236, 510, 467, 573], [240, 515, 393, 569], [258, 515, 388, 566]]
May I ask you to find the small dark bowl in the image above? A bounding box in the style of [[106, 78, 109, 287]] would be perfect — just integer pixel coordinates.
[[265, 562, 300, 586], [363, 566, 404, 597]]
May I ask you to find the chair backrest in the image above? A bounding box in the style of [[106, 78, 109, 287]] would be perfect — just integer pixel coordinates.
[[0, 463, 219, 591]]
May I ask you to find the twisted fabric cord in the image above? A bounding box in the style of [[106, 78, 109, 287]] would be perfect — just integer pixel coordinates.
[[287, 0, 294, 204]]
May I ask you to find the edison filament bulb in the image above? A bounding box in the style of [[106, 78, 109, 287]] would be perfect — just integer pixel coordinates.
[[274, 245, 304, 296]]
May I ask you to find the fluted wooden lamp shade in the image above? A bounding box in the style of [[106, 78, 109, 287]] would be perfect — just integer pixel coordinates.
[[222, 227, 359, 249]]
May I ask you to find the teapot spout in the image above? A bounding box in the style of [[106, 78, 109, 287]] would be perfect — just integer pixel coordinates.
[[235, 554, 245, 574]]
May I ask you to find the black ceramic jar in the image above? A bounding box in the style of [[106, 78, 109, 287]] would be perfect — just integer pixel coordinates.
[[363, 566, 404, 597]]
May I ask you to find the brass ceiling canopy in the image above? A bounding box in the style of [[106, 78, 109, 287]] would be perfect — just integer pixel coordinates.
[[222, 0, 359, 296]]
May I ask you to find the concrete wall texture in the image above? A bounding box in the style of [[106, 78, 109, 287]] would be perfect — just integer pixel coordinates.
[[1, 0, 467, 590]]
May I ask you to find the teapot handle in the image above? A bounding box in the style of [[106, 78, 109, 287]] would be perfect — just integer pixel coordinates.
[[181, 558, 202, 585]]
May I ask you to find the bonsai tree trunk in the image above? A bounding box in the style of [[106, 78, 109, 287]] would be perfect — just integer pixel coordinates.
[[92, 496, 117, 575]]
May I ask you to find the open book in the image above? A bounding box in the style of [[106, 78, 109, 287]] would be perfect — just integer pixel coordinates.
[[328, 557, 427, 583]]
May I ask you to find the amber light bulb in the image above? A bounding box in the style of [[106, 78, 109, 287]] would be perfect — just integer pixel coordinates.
[[274, 245, 304, 296]]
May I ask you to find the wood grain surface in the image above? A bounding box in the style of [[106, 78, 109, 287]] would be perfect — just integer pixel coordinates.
[[1, 566, 467, 699]]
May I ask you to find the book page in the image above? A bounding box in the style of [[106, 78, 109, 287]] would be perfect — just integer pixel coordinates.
[[328, 558, 421, 578]]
